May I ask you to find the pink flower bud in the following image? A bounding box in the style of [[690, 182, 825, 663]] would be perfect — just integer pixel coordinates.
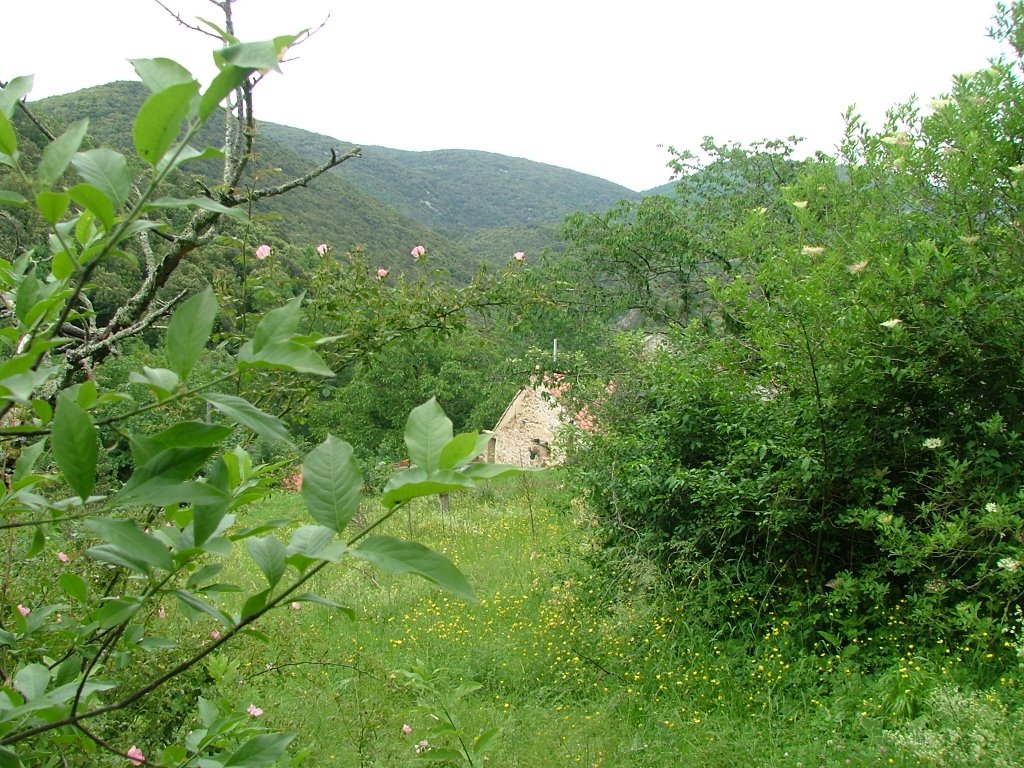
[[210, 629, 221, 640], [317, 243, 330, 256], [247, 704, 264, 717], [376, 268, 389, 280], [410, 245, 426, 259], [57, 551, 69, 562], [402, 724, 413, 734], [255, 244, 272, 260], [291, 601, 301, 610], [17, 604, 30, 617], [127, 745, 145, 766], [513, 251, 525, 262]]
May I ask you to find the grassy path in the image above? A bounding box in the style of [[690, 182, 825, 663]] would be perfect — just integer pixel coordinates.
[[214, 477, 1021, 767]]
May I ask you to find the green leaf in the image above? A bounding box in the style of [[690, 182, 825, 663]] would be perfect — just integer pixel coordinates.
[[240, 589, 269, 619], [85, 518, 173, 572], [72, 148, 130, 210], [0, 745, 23, 767], [150, 421, 232, 448], [35, 190, 70, 225], [287, 525, 346, 561], [460, 462, 541, 482], [0, 75, 33, 118], [474, 726, 501, 755], [200, 65, 248, 120], [13, 664, 49, 701], [224, 733, 296, 767], [154, 145, 225, 175], [352, 535, 476, 602], [166, 286, 217, 380], [203, 392, 293, 447], [252, 297, 302, 352], [68, 183, 116, 230], [128, 366, 180, 401], [0, 189, 28, 208], [13, 438, 46, 483], [380, 468, 475, 510], [301, 437, 361, 532], [146, 195, 246, 218], [173, 589, 232, 627], [439, 432, 491, 470], [246, 536, 286, 588], [130, 57, 195, 93], [215, 35, 299, 72], [405, 398, 453, 474], [192, 501, 230, 548], [288, 592, 355, 619], [37, 119, 88, 188], [236, 340, 334, 377], [51, 393, 97, 500], [0, 112, 17, 157], [93, 597, 142, 628], [133, 80, 199, 166], [24, 525, 44, 558], [112, 445, 221, 507], [59, 573, 89, 602]]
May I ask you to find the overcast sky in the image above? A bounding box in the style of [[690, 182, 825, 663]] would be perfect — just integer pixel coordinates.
[[2, 0, 1006, 191]]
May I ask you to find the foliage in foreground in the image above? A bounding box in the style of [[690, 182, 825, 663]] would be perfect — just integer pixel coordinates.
[[564, 2, 1024, 664], [0, 9, 534, 766]]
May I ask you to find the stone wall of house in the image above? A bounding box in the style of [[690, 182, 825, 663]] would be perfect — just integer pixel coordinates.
[[492, 388, 563, 467]]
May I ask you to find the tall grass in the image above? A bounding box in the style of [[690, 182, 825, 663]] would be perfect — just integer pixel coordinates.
[[198, 475, 1024, 767]]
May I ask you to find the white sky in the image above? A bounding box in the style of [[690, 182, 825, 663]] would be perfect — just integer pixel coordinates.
[[2, 0, 1006, 191]]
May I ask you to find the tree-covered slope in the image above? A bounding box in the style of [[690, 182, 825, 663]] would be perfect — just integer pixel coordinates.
[[260, 123, 640, 234], [31, 82, 479, 275]]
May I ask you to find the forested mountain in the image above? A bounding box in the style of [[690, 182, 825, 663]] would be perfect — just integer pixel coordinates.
[[261, 123, 639, 234], [30, 81, 640, 273]]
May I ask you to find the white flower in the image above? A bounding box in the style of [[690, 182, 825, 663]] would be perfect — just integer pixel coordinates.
[[881, 318, 903, 329], [801, 245, 825, 256], [880, 133, 912, 147], [997, 557, 1021, 572], [847, 260, 868, 275], [923, 437, 943, 450], [985, 502, 999, 514], [792, 200, 809, 209]]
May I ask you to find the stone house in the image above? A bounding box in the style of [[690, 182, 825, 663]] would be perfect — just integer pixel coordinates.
[[487, 383, 565, 467]]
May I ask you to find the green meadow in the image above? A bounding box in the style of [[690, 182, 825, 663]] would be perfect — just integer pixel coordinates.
[[192, 476, 1024, 768]]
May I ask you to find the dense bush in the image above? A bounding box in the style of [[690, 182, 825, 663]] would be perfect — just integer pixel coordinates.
[[568, 4, 1024, 660]]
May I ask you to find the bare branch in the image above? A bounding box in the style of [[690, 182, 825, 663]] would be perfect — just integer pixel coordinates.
[[243, 146, 362, 203], [152, 0, 222, 40]]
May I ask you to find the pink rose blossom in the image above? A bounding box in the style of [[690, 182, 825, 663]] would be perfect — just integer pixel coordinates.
[[513, 251, 525, 262], [317, 243, 330, 256], [402, 724, 413, 734], [57, 551, 69, 562], [17, 604, 30, 617], [255, 244, 272, 260], [126, 745, 145, 766], [210, 629, 221, 640], [410, 245, 426, 259], [376, 268, 389, 280], [247, 704, 264, 717]]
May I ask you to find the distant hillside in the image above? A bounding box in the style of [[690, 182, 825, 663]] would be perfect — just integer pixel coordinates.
[[642, 181, 679, 197], [33, 82, 479, 274], [259, 123, 640, 234], [30, 81, 642, 273]]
